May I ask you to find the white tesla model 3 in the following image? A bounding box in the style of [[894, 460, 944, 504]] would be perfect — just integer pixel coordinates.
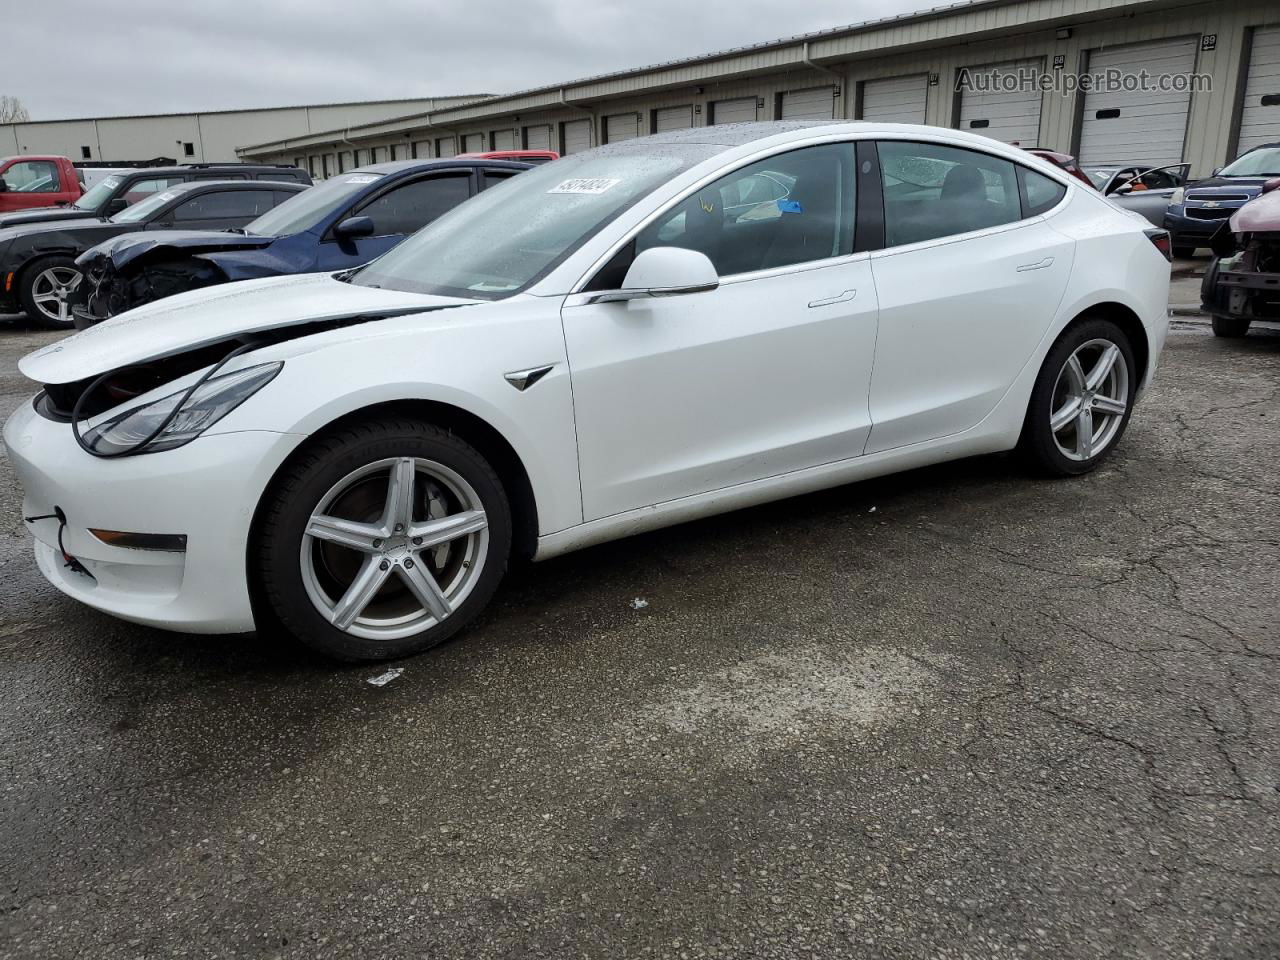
[[5, 122, 1171, 661]]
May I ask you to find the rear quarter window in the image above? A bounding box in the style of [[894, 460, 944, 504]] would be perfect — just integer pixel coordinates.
[[1019, 168, 1067, 217]]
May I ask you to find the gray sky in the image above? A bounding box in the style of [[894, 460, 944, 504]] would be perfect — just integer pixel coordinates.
[[8, 0, 927, 120]]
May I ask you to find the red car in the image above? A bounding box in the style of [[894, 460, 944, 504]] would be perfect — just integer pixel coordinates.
[[0, 155, 83, 212], [1023, 149, 1095, 189], [457, 150, 559, 165]]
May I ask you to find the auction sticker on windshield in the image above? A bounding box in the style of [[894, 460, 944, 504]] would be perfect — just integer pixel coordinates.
[[548, 178, 621, 195], [346, 174, 380, 184]]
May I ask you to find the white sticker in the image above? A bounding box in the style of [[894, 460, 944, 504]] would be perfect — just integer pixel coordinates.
[[153, 191, 177, 204], [346, 174, 380, 184], [548, 177, 621, 195]]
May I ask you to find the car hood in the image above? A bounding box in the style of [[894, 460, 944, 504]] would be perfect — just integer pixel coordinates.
[[78, 229, 277, 270], [0, 216, 107, 242], [1230, 189, 1280, 233], [19, 272, 479, 384], [1185, 176, 1272, 194], [0, 207, 98, 229]]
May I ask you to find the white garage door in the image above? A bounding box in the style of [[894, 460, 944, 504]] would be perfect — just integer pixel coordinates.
[[781, 87, 836, 120], [1238, 25, 1280, 154], [461, 133, 484, 153], [605, 113, 641, 142], [436, 136, 456, 158], [524, 125, 552, 150], [654, 105, 693, 131], [957, 58, 1043, 146], [711, 97, 757, 124], [491, 129, 516, 151], [412, 140, 432, 159], [1077, 38, 1198, 166], [562, 119, 592, 154], [860, 75, 928, 124]]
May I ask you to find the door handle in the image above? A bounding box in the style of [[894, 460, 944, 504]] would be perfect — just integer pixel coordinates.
[[808, 289, 857, 308], [1016, 257, 1055, 272]]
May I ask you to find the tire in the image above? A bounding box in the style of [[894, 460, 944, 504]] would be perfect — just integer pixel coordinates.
[[254, 419, 512, 662], [1020, 318, 1137, 477], [1172, 245, 1197, 259], [19, 255, 83, 330], [1211, 314, 1251, 338]]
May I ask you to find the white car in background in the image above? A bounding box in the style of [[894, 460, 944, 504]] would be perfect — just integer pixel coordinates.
[[5, 122, 1171, 662]]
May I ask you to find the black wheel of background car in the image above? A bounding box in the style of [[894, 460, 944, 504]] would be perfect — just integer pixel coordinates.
[[1172, 245, 1197, 259], [1019, 317, 1137, 477], [1211, 314, 1252, 338], [19, 255, 82, 330], [254, 419, 512, 662]]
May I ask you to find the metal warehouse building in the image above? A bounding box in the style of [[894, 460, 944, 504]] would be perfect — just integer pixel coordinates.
[[237, 0, 1280, 180], [0, 96, 488, 164], [6, 0, 1280, 179]]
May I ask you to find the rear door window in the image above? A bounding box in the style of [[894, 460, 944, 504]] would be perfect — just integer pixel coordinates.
[[353, 174, 472, 235], [120, 176, 186, 206], [877, 141, 1021, 246], [173, 189, 274, 222]]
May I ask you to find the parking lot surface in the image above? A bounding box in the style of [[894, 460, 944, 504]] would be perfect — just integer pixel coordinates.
[[1, 313, 1277, 959]]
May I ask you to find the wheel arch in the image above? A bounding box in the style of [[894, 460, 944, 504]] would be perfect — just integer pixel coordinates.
[[1061, 300, 1150, 390], [250, 397, 540, 563]]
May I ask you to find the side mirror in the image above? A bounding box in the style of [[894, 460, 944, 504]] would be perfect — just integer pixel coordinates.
[[1211, 167, 1223, 177], [1263, 177, 1280, 195], [334, 215, 375, 238], [106, 197, 127, 215], [0, 179, 8, 193], [586, 246, 719, 304]]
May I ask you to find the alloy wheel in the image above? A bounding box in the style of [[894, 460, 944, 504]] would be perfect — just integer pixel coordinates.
[[299, 457, 490, 640], [1049, 338, 1130, 462], [30, 266, 83, 325]]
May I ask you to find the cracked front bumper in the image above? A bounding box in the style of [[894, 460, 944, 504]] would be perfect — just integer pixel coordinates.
[[4, 398, 302, 634]]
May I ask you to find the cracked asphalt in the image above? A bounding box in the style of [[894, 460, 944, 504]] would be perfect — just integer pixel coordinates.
[[1, 310, 1277, 959]]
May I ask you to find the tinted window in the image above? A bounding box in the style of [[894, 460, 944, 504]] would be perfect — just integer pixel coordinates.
[[246, 172, 384, 237], [174, 189, 274, 221], [633, 142, 855, 277], [1020, 168, 1067, 217], [482, 170, 519, 190], [2, 160, 59, 192], [878, 141, 1020, 246], [355, 175, 471, 235]]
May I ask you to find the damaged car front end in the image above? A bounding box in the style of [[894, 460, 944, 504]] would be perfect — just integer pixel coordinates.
[[1202, 177, 1280, 338]]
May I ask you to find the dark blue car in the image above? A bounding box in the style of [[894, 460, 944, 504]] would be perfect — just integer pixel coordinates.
[[72, 158, 532, 326], [1163, 143, 1280, 256]]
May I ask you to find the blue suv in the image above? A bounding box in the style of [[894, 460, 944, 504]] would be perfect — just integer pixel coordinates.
[[1163, 143, 1280, 256], [72, 157, 532, 326]]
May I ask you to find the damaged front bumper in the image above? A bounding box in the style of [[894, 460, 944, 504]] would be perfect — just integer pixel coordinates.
[[3, 399, 301, 634]]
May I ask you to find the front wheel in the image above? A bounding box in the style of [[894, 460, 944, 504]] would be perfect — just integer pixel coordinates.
[[1020, 319, 1137, 476], [19, 255, 82, 330], [255, 419, 512, 662]]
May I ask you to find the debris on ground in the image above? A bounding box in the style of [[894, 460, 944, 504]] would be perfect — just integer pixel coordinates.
[[630, 598, 649, 610], [366, 668, 404, 687]]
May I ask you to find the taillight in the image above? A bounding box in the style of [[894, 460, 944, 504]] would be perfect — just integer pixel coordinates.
[[1145, 228, 1173, 262]]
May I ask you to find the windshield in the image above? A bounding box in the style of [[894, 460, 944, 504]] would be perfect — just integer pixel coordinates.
[[1085, 168, 1117, 189], [352, 144, 722, 299], [244, 173, 381, 236], [110, 188, 181, 223], [1220, 147, 1280, 177], [74, 175, 122, 211]]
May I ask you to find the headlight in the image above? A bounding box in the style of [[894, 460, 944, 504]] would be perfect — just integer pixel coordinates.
[[80, 362, 282, 456], [1169, 187, 1185, 206]]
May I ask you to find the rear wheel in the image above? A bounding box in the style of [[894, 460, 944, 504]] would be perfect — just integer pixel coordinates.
[[255, 419, 512, 662], [19, 255, 82, 330], [1020, 318, 1136, 476], [1211, 314, 1252, 338]]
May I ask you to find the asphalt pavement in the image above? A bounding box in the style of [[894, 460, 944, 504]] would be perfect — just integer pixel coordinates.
[[0, 296, 1277, 959]]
